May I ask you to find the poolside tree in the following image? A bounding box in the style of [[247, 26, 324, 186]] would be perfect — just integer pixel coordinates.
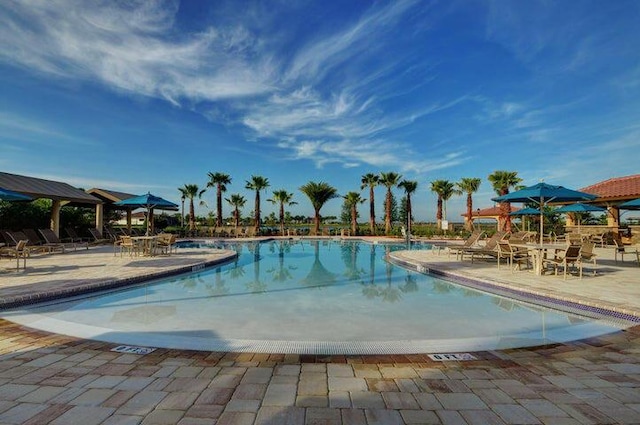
[[245, 175, 270, 233], [456, 177, 482, 231], [488, 170, 522, 232], [177, 186, 188, 228], [225, 193, 247, 228], [379, 172, 402, 235], [267, 190, 297, 236], [299, 181, 338, 235], [206, 172, 231, 227], [398, 180, 418, 236], [180, 184, 206, 233], [360, 173, 379, 235], [343, 191, 366, 235], [430, 180, 459, 230]]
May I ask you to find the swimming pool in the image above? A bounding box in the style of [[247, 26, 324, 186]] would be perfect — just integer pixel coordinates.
[[2, 239, 632, 354]]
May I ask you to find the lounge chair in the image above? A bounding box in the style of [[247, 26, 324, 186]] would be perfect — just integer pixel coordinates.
[[65, 228, 91, 243], [542, 244, 582, 279], [88, 228, 111, 245], [0, 239, 29, 270], [457, 231, 508, 263], [39, 228, 88, 250], [437, 229, 484, 257], [22, 229, 65, 253], [7, 231, 53, 255]]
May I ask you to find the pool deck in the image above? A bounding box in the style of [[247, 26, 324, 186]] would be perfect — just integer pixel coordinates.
[[0, 238, 639, 424]]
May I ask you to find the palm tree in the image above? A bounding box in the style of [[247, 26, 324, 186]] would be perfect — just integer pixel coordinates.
[[343, 191, 366, 235], [488, 170, 522, 232], [177, 186, 188, 228], [398, 180, 418, 236], [180, 184, 206, 232], [245, 175, 270, 233], [267, 190, 297, 236], [360, 173, 379, 235], [206, 172, 232, 227], [299, 181, 338, 235], [379, 172, 402, 235], [456, 178, 482, 231], [430, 179, 458, 230], [225, 193, 246, 228]]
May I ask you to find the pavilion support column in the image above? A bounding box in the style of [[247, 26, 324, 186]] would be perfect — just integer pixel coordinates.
[[608, 207, 620, 229], [127, 210, 132, 232], [95, 203, 104, 236], [566, 214, 576, 227], [50, 200, 62, 237]]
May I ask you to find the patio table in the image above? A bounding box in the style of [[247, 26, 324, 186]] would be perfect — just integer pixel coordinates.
[[511, 243, 566, 276]]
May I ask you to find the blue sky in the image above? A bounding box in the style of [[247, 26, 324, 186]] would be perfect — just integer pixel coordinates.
[[1, 0, 639, 222]]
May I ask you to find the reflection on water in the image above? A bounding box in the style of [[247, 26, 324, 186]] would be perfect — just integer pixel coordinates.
[[5, 238, 630, 353]]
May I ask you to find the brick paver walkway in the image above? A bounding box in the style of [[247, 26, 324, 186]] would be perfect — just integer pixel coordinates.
[[0, 239, 638, 424]]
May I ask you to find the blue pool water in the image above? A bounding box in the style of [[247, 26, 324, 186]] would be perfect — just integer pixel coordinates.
[[3, 239, 631, 354]]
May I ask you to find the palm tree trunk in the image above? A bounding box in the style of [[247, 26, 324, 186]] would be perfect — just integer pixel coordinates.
[[466, 193, 473, 231], [351, 204, 357, 235], [280, 203, 285, 236], [189, 200, 195, 231], [369, 187, 375, 235], [436, 197, 443, 229], [385, 190, 392, 235], [216, 186, 223, 227], [314, 210, 321, 235], [254, 192, 260, 233]]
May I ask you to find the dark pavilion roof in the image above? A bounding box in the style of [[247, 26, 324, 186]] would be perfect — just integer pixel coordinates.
[[0, 172, 101, 204], [86, 188, 137, 203]]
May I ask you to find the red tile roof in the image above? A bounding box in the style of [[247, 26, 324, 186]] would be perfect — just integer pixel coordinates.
[[580, 174, 640, 200]]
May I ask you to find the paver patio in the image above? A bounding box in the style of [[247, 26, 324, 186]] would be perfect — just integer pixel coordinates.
[[0, 238, 638, 424]]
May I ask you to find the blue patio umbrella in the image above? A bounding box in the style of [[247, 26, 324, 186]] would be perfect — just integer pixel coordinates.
[[555, 203, 606, 230], [493, 182, 597, 243], [509, 207, 542, 216], [0, 187, 33, 201], [618, 198, 640, 211], [115, 192, 179, 235], [555, 203, 606, 214]]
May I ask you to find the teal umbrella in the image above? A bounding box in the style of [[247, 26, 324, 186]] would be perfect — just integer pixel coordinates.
[[555, 203, 606, 230], [0, 187, 32, 201], [493, 182, 597, 243], [115, 192, 179, 235], [509, 207, 542, 216], [555, 203, 606, 214], [619, 198, 640, 211]]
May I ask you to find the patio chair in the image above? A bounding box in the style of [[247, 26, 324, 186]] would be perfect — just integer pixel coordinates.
[[542, 244, 582, 279], [613, 238, 639, 265], [589, 232, 607, 248], [580, 241, 598, 275], [497, 241, 531, 272], [155, 233, 177, 255], [114, 235, 138, 257], [39, 228, 88, 251], [0, 239, 29, 270]]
